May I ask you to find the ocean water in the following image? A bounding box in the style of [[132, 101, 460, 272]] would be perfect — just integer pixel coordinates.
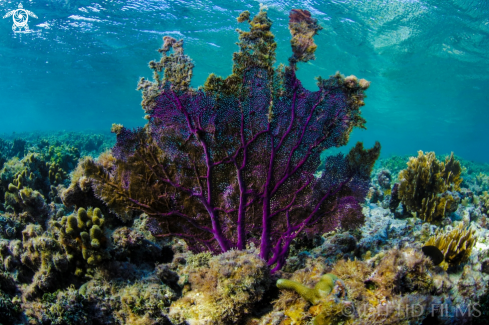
[[1, 0, 488, 162]]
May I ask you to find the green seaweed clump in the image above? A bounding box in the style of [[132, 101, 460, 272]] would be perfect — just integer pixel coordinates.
[[0, 288, 21, 324], [115, 281, 175, 324], [43, 144, 80, 172], [398, 151, 462, 224], [424, 223, 477, 270], [19, 224, 70, 299], [479, 191, 489, 214], [29, 286, 91, 325]]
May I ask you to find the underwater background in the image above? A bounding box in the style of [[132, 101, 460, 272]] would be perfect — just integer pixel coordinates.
[[1, 0, 488, 161]]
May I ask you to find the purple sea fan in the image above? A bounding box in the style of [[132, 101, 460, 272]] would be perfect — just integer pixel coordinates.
[[83, 9, 380, 272]]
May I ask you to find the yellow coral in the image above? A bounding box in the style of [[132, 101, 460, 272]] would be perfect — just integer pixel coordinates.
[[277, 274, 339, 305], [398, 151, 462, 224], [276, 273, 353, 325], [424, 223, 477, 270]]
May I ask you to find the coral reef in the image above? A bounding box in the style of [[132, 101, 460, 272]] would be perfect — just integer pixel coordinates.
[[272, 245, 455, 325], [0, 149, 488, 324], [20, 226, 70, 299], [1, 7, 489, 325]]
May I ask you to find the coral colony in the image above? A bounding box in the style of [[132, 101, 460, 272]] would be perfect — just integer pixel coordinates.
[[84, 8, 379, 272], [1, 8, 489, 325]]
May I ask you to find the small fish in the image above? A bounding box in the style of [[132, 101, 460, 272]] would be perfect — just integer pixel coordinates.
[[422, 245, 444, 266]]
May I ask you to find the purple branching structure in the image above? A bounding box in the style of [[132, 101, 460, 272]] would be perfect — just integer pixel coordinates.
[[85, 9, 380, 272]]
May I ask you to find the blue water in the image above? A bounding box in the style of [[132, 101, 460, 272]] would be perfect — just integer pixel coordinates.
[[1, 0, 488, 161]]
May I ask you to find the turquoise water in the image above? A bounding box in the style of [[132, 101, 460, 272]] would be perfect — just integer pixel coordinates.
[[1, 0, 488, 161]]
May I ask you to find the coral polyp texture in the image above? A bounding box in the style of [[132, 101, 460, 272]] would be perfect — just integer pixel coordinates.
[[396, 151, 462, 224], [83, 8, 380, 271]]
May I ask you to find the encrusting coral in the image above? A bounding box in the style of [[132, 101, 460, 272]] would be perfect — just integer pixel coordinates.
[[169, 249, 270, 324], [0, 223, 70, 300], [396, 151, 462, 224], [423, 222, 477, 270]]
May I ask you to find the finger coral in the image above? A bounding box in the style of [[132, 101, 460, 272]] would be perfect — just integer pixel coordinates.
[[277, 273, 340, 305], [397, 151, 462, 223], [276, 273, 352, 325], [423, 223, 477, 270], [83, 8, 380, 272], [54, 207, 108, 276]]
